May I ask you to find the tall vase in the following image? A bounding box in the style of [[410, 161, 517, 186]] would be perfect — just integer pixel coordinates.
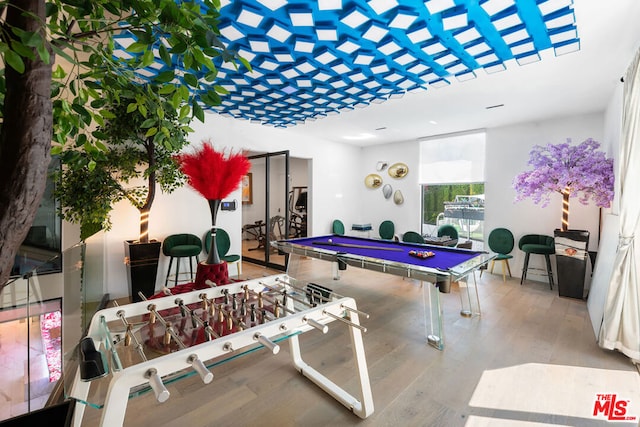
[[206, 199, 221, 264]]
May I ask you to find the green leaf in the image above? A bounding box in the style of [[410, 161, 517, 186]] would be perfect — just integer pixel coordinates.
[[183, 52, 193, 70], [126, 103, 138, 113], [71, 103, 91, 123], [5, 50, 25, 73], [179, 105, 190, 119], [239, 57, 252, 71], [159, 44, 172, 66], [99, 110, 116, 119], [88, 160, 96, 171], [171, 91, 182, 109], [158, 84, 176, 95], [11, 41, 35, 59], [213, 85, 229, 95], [51, 44, 74, 64], [184, 73, 198, 87], [140, 118, 156, 128], [36, 43, 50, 64], [192, 102, 204, 122], [141, 50, 155, 67], [52, 64, 66, 79], [154, 70, 175, 83], [170, 39, 187, 54], [145, 127, 158, 137], [51, 145, 63, 155], [94, 140, 108, 152], [127, 43, 148, 53]]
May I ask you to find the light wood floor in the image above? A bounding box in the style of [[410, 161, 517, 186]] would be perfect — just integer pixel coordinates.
[[80, 258, 638, 427]]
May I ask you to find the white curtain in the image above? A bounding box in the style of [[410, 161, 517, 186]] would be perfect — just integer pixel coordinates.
[[598, 48, 640, 361]]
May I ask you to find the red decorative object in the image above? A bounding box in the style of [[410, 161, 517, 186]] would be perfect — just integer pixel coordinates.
[[194, 261, 230, 288], [176, 141, 251, 201]]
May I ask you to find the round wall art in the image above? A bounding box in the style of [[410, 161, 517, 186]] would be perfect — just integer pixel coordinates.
[[365, 173, 383, 188], [382, 184, 393, 199], [388, 162, 409, 179]]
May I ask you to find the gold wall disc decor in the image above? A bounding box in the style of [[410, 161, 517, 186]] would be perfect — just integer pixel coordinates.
[[365, 173, 383, 188], [388, 162, 409, 179]]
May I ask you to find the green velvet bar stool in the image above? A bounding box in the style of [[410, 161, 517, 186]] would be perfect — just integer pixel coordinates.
[[162, 233, 202, 287], [487, 228, 514, 282], [518, 234, 555, 289]]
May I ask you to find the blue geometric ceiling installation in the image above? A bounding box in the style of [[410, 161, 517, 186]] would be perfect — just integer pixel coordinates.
[[112, 0, 579, 127]]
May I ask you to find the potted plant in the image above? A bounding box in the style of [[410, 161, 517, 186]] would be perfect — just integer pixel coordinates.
[[513, 138, 614, 298], [56, 77, 192, 301]]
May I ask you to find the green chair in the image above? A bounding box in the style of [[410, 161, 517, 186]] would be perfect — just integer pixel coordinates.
[[518, 234, 555, 289], [162, 233, 202, 287], [437, 224, 459, 247], [402, 231, 425, 244], [378, 220, 395, 240], [487, 228, 514, 282], [332, 219, 345, 235], [204, 228, 241, 277]]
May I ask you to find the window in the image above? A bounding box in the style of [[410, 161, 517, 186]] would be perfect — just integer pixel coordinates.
[[419, 131, 485, 243], [422, 183, 485, 241]]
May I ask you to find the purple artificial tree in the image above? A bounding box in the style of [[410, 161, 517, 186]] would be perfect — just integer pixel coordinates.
[[513, 138, 614, 231]]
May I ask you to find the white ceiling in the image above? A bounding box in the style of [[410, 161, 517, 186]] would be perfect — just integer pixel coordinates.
[[282, 1, 640, 146]]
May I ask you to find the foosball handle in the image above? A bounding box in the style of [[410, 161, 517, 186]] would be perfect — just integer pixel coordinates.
[[188, 355, 214, 384], [254, 333, 280, 354], [145, 368, 170, 403], [305, 317, 329, 334]]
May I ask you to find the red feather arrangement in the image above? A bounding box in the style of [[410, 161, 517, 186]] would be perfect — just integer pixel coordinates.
[[176, 141, 251, 200]]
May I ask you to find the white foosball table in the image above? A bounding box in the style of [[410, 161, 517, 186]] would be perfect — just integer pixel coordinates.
[[68, 274, 373, 426]]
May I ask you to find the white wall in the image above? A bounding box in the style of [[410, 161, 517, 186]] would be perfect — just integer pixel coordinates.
[[358, 140, 422, 238]]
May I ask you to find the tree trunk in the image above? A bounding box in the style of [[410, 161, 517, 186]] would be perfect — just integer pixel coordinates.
[[139, 139, 156, 243], [561, 187, 570, 231], [0, 0, 52, 288]]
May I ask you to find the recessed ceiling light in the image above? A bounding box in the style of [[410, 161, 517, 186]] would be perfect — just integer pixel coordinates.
[[429, 120, 438, 125], [343, 133, 376, 140]]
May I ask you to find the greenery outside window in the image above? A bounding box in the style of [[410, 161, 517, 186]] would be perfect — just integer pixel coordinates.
[[422, 183, 485, 242]]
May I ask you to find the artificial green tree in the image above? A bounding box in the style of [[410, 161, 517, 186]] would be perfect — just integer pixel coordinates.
[[55, 78, 191, 242], [0, 0, 247, 287]]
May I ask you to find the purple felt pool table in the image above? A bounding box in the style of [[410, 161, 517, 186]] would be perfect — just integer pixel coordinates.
[[273, 234, 495, 350]]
